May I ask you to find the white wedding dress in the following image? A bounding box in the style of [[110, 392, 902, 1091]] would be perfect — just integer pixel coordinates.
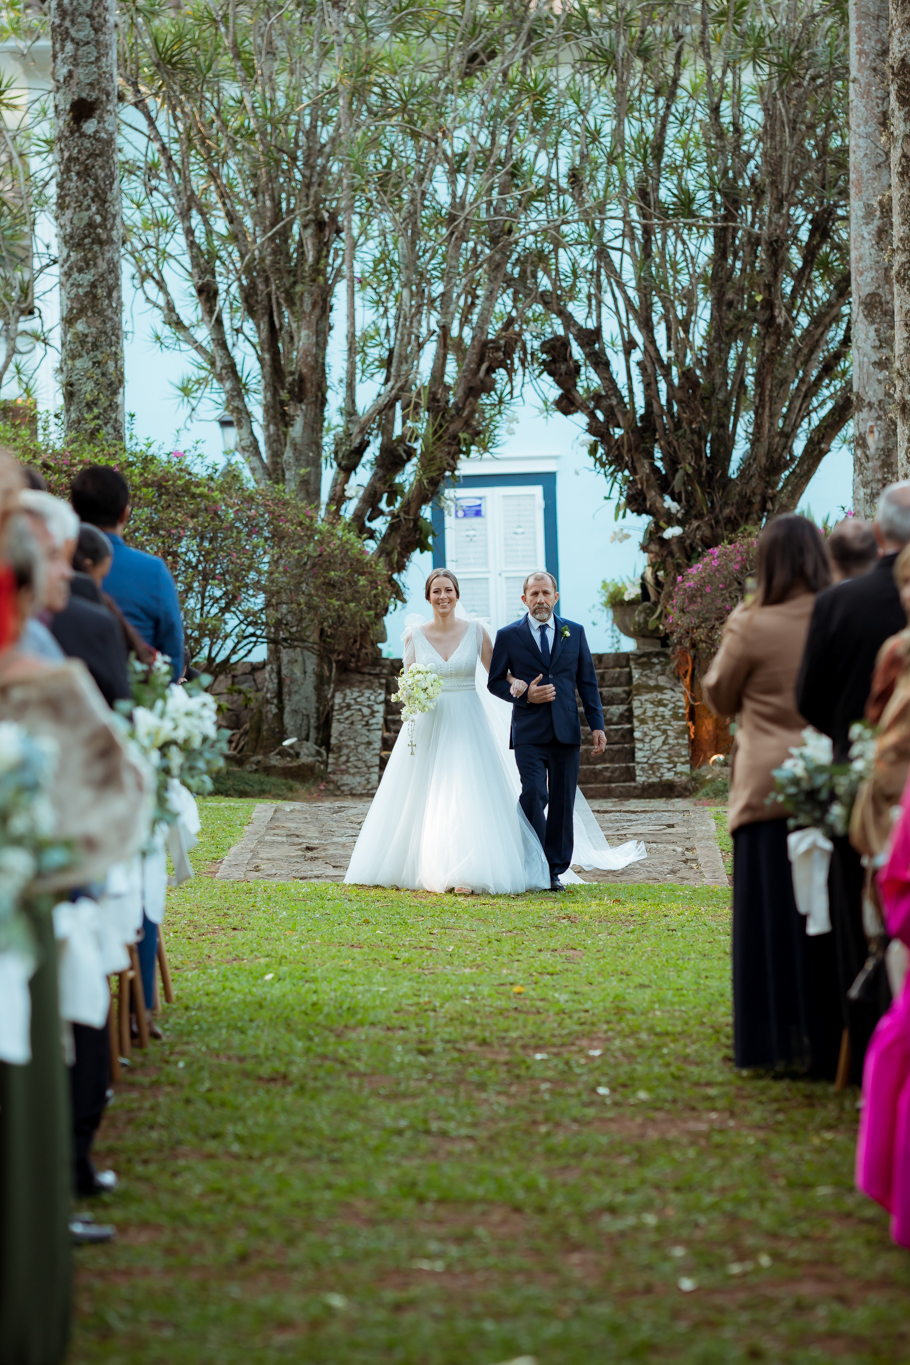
[[344, 619, 646, 894]]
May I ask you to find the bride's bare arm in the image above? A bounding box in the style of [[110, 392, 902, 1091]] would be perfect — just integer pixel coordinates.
[[403, 628, 416, 672], [477, 624, 526, 696], [479, 623, 494, 673]]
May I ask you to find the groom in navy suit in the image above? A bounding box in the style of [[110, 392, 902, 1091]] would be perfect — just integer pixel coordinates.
[[487, 572, 606, 891]]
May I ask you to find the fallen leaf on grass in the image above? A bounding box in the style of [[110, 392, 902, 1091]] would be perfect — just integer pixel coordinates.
[[513, 986, 525, 994]]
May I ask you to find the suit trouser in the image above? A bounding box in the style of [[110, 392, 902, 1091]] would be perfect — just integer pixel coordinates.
[[513, 740, 579, 876], [136, 913, 158, 1010], [71, 1022, 111, 1193], [828, 836, 891, 1084]]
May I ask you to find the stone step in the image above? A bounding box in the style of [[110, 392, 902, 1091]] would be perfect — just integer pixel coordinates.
[[602, 704, 633, 726], [578, 762, 636, 783], [579, 781, 642, 799], [597, 686, 630, 707], [595, 667, 632, 688], [590, 652, 633, 668], [580, 745, 634, 766]]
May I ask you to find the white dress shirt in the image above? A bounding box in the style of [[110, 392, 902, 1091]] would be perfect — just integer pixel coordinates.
[[527, 612, 556, 658]]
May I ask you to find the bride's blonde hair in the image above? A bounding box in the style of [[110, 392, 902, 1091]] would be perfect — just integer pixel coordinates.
[[425, 568, 460, 600]]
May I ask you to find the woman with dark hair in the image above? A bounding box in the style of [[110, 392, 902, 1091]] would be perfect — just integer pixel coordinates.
[[703, 514, 841, 1076], [71, 523, 156, 667]]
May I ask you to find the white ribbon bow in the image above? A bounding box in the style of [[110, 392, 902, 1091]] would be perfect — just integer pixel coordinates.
[[0, 948, 37, 1064], [787, 827, 833, 936], [53, 897, 110, 1029]]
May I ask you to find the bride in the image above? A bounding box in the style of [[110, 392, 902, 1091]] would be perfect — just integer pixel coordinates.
[[344, 568, 645, 894]]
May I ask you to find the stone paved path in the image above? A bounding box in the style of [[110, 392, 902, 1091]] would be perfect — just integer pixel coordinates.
[[216, 798, 728, 888]]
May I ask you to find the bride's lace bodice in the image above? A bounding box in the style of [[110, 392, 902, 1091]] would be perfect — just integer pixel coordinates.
[[405, 622, 480, 692]]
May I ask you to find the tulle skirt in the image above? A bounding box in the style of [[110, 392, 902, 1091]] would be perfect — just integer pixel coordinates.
[[345, 687, 551, 894]]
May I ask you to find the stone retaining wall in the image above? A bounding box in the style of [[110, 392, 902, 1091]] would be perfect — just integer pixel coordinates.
[[210, 649, 691, 797], [629, 652, 691, 791]]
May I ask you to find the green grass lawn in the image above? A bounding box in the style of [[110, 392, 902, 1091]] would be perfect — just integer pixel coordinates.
[[70, 800, 910, 1364]]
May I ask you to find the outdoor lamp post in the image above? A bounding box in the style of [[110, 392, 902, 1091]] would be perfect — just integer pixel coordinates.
[[217, 411, 236, 459]]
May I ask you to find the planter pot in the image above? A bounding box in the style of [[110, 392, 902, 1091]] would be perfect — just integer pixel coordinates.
[[611, 601, 665, 651]]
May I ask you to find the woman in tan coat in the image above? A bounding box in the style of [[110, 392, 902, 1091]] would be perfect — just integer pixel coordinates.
[[703, 514, 840, 1075]]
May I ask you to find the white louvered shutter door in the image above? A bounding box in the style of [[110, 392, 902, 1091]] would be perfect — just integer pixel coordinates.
[[496, 488, 545, 626], [444, 494, 492, 621]]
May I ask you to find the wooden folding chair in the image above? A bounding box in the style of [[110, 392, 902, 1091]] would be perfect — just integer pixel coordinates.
[[107, 992, 121, 1083], [157, 930, 175, 1007], [128, 944, 150, 1047]]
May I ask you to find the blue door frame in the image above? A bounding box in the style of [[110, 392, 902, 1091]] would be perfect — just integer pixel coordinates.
[[430, 472, 559, 590]]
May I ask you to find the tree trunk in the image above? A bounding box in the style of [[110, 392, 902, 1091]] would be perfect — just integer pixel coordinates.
[[264, 637, 333, 755], [851, 0, 898, 511], [891, 0, 910, 479], [50, 0, 125, 445]]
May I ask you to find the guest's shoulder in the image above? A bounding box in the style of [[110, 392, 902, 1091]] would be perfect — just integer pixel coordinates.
[[115, 540, 170, 575]]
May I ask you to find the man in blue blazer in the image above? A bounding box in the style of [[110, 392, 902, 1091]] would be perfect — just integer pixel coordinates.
[[487, 572, 606, 890]]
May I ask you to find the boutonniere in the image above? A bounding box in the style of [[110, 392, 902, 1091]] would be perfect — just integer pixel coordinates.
[[561, 625, 570, 639]]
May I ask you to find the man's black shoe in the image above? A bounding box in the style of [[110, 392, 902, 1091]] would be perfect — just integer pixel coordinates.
[[549, 878, 566, 892], [70, 1214, 117, 1245]]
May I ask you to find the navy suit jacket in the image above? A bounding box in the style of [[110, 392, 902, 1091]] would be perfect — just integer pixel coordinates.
[[487, 614, 604, 747]]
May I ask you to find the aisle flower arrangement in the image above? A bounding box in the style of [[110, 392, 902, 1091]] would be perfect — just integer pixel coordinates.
[[770, 723, 877, 937], [0, 721, 76, 1064], [392, 663, 443, 754], [118, 656, 229, 828], [0, 721, 71, 957], [771, 722, 876, 837]]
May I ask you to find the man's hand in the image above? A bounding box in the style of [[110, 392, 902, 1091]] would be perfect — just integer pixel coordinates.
[[591, 729, 607, 756], [527, 673, 556, 704]]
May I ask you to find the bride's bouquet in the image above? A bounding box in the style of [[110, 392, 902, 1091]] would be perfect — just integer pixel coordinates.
[[392, 663, 443, 754]]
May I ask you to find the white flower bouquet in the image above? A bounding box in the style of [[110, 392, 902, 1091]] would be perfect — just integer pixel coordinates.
[[117, 657, 229, 827], [0, 721, 72, 957], [770, 727, 841, 833], [392, 662, 443, 754], [771, 723, 875, 837]]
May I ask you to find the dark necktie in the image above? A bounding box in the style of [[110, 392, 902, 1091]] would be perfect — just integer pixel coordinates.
[[537, 621, 551, 668]]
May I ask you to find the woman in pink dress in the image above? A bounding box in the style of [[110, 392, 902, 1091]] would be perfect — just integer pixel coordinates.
[[856, 787, 910, 1246]]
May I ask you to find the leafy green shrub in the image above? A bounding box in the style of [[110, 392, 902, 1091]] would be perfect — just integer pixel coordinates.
[[2, 421, 390, 679]]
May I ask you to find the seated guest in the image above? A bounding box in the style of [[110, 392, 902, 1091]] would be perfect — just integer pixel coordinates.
[[71, 467, 184, 1021], [797, 482, 910, 1082], [21, 491, 131, 707], [852, 545, 910, 858], [70, 465, 183, 677], [72, 523, 156, 668], [829, 517, 879, 583], [18, 490, 73, 662], [0, 507, 152, 1352], [703, 515, 840, 1076]]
